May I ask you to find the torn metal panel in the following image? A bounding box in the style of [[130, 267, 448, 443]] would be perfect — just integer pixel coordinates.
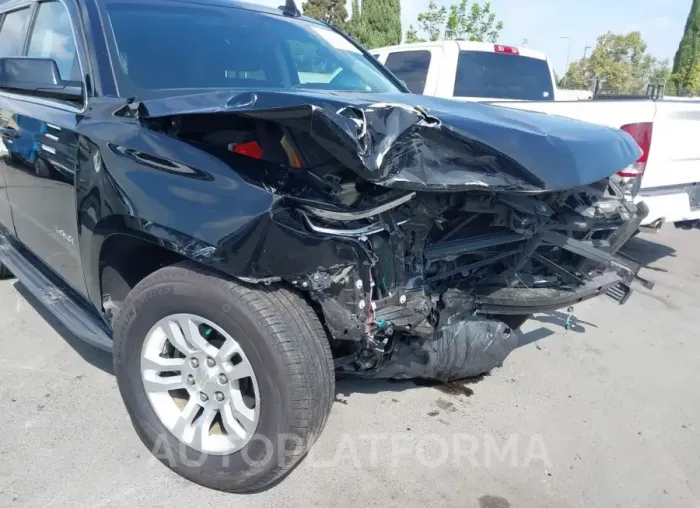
[[122, 89, 642, 192]]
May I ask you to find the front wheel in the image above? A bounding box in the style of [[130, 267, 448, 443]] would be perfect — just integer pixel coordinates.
[[113, 262, 334, 492]]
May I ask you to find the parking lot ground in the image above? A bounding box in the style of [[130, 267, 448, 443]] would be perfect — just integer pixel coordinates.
[[0, 226, 699, 508]]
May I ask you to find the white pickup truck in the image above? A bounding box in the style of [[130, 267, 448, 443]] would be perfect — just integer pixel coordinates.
[[373, 40, 700, 228]]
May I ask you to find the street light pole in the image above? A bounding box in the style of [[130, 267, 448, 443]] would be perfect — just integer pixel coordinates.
[[582, 46, 593, 89], [558, 36, 571, 88]]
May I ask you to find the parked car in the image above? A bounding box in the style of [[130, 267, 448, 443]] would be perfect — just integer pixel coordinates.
[[373, 40, 700, 229], [0, 0, 650, 493]]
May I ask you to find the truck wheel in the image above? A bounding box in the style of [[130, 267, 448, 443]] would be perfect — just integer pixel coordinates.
[[113, 262, 334, 492]]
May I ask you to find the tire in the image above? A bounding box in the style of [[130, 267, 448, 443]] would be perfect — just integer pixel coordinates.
[[113, 261, 334, 492], [0, 262, 11, 279]]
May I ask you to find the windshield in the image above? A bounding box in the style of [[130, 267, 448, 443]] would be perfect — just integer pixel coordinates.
[[454, 51, 554, 101], [103, 2, 401, 97]]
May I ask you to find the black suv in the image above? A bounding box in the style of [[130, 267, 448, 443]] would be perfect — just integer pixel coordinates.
[[0, 0, 650, 492]]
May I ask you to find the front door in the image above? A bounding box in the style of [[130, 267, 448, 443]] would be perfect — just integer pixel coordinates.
[[0, 4, 34, 237], [0, 0, 88, 295]]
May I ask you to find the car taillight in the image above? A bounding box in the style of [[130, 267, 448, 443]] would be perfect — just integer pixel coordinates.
[[618, 122, 652, 177], [494, 44, 519, 55], [229, 141, 263, 160]]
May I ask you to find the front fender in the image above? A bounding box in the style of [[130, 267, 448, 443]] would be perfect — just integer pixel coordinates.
[[75, 120, 364, 309]]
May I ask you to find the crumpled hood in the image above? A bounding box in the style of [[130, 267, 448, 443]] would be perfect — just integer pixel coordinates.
[[124, 89, 642, 192]]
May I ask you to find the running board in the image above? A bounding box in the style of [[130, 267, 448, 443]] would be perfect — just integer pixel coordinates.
[[0, 236, 113, 352]]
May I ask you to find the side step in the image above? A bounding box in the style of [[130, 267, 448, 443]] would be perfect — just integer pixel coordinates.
[[0, 236, 113, 352]]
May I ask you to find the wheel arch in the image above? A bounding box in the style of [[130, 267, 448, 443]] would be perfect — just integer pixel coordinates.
[[86, 215, 231, 320]]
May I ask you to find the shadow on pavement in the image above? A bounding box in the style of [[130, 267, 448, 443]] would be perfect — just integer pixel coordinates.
[[517, 326, 555, 347], [534, 309, 596, 332], [517, 309, 596, 347], [335, 377, 416, 397], [14, 281, 114, 375], [335, 375, 490, 400], [621, 234, 677, 268]]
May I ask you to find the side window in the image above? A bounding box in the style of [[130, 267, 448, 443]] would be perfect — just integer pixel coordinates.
[[27, 1, 79, 81], [0, 8, 31, 57], [384, 51, 431, 94]]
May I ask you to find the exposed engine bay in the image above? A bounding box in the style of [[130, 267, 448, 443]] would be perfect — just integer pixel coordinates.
[[293, 179, 651, 380], [123, 90, 654, 381]]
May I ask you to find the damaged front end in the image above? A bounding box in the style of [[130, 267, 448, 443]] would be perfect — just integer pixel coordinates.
[[297, 182, 651, 381], [123, 90, 652, 382]]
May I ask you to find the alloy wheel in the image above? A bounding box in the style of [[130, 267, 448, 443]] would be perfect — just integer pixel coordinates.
[[140, 313, 260, 455]]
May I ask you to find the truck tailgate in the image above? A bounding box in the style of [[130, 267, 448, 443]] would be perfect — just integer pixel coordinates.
[[641, 101, 700, 189]]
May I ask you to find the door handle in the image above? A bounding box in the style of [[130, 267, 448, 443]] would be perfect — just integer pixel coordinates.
[[0, 127, 19, 139]]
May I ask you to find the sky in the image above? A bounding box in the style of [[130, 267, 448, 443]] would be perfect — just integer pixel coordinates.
[[255, 0, 693, 75]]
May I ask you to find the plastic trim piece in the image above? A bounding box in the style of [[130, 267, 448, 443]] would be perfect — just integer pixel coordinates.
[[301, 212, 408, 237], [302, 192, 416, 221]]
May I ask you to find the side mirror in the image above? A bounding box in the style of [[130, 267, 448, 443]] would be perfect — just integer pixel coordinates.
[[0, 57, 83, 103]]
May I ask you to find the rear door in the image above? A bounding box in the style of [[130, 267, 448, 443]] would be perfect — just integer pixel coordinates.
[[380, 46, 444, 95], [0, 0, 88, 295]]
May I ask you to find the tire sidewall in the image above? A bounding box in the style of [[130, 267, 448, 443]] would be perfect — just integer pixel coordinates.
[[114, 277, 297, 489]]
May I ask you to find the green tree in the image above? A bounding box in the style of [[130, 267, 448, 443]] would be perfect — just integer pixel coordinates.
[[405, 0, 503, 44], [671, 0, 700, 95], [346, 0, 365, 42], [361, 0, 402, 48], [562, 58, 591, 89], [445, 0, 503, 41], [302, 0, 348, 30], [563, 31, 670, 94], [416, 0, 447, 41], [404, 25, 424, 43]]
